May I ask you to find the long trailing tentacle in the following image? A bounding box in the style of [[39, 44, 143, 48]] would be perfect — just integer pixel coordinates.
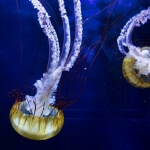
[[29, 0, 60, 72], [58, 0, 71, 67], [42, 0, 72, 106], [47, 0, 83, 103], [25, 0, 62, 116], [117, 7, 150, 56], [25, 0, 83, 117], [64, 0, 83, 71]]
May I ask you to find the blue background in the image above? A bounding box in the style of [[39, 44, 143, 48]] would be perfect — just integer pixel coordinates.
[[0, 0, 150, 150]]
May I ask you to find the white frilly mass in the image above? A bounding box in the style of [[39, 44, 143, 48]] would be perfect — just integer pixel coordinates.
[[25, 0, 83, 116], [117, 7, 150, 76]]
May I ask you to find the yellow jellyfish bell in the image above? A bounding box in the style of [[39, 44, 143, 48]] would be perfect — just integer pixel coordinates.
[[9, 101, 64, 140], [122, 47, 150, 88], [10, 0, 83, 140]]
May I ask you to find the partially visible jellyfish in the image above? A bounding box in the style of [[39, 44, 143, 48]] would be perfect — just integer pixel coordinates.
[[117, 7, 150, 88], [9, 0, 82, 140]]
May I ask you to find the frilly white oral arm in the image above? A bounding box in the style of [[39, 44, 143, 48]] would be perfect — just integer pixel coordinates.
[[29, 0, 60, 72], [26, 0, 62, 116], [65, 0, 83, 71], [46, 0, 83, 103], [117, 7, 150, 55], [26, 66, 63, 116], [58, 0, 71, 67], [25, 0, 83, 117], [44, 0, 72, 105]]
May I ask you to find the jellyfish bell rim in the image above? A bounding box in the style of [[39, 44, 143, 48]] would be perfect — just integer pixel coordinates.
[[9, 101, 64, 140], [122, 46, 150, 88], [141, 46, 150, 51]]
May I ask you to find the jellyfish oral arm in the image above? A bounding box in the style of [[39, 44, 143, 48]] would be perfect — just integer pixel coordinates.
[[65, 0, 83, 71], [57, 0, 71, 67], [25, 0, 83, 117], [26, 66, 63, 116], [29, 0, 60, 72], [117, 7, 150, 55]]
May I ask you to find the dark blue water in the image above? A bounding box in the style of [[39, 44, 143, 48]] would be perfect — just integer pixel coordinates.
[[0, 0, 150, 150]]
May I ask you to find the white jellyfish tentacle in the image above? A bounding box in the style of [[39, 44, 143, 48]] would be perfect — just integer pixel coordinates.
[[117, 7, 150, 55], [117, 19, 134, 55], [44, 0, 83, 100], [65, 0, 83, 71], [58, 0, 71, 67], [25, 0, 62, 116], [117, 7, 150, 75], [45, 0, 83, 103], [46, 0, 71, 100], [25, 66, 63, 116], [29, 0, 60, 72], [25, 0, 83, 117]]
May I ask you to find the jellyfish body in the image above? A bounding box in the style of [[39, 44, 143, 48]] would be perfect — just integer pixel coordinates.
[[122, 47, 150, 88], [9, 0, 83, 140], [117, 7, 150, 88], [10, 102, 64, 140]]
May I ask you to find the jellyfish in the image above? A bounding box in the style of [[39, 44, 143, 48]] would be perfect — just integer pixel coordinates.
[[117, 7, 150, 88], [9, 0, 83, 140]]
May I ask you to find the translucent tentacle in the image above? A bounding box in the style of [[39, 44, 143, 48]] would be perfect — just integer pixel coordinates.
[[65, 0, 83, 71]]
